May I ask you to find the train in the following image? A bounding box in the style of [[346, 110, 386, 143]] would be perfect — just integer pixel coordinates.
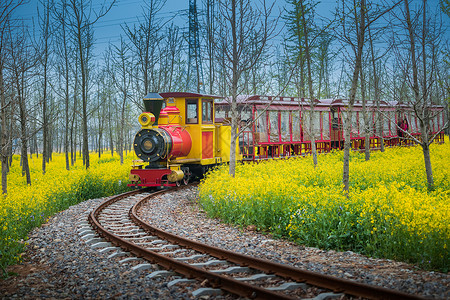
[[128, 92, 447, 188]]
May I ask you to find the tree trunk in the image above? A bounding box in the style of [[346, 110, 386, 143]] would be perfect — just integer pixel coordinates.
[[41, 1, 50, 174], [404, 0, 434, 190], [342, 108, 353, 192], [119, 94, 125, 165], [300, 0, 318, 167], [342, 0, 366, 194], [18, 94, 31, 184], [360, 67, 370, 161], [0, 69, 8, 194], [421, 141, 434, 191], [368, 17, 384, 152]]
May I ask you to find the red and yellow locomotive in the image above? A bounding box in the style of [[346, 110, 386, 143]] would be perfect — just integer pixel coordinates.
[[128, 92, 241, 188]]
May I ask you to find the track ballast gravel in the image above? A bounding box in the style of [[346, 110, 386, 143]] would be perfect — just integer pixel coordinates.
[[1, 187, 448, 299]]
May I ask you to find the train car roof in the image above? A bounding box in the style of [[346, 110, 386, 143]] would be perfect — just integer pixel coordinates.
[[215, 95, 445, 109], [159, 92, 224, 99], [215, 95, 321, 106]]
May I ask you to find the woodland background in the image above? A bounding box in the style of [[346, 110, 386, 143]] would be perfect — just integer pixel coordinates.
[[0, 0, 449, 194]]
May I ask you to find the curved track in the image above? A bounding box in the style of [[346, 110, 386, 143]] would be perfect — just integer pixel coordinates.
[[87, 186, 424, 300]]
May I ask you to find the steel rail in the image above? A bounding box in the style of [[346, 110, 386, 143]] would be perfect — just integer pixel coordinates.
[[130, 188, 424, 300], [88, 186, 424, 300], [89, 186, 293, 299]]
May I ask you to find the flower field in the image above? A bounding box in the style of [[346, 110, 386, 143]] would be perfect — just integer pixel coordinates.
[[0, 153, 133, 276], [199, 140, 450, 271]]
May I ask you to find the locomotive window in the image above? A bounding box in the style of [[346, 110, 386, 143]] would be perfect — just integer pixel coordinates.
[[202, 100, 213, 123], [186, 99, 198, 124]]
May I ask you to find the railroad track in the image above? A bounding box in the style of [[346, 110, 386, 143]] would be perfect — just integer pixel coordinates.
[[81, 185, 424, 300]]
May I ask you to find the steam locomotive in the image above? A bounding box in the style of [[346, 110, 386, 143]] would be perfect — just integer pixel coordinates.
[[128, 92, 446, 188], [128, 92, 241, 188]]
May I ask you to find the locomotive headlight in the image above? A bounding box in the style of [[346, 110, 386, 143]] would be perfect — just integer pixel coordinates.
[[139, 112, 155, 128], [142, 139, 154, 152]]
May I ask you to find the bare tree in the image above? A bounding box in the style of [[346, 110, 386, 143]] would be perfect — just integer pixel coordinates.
[[299, 0, 319, 167], [106, 37, 132, 164], [159, 24, 181, 91], [336, 0, 367, 193], [54, 0, 73, 170], [204, 0, 217, 94], [124, 0, 166, 98], [393, 0, 449, 191], [0, 0, 23, 194], [8, 24, 37, 184], [66, 0, 114, 169], [359, 59, 371, 161], [337, 0, 401, 193], [214, 0, 278, 176], [367, 24, 385, 152], [37, 0, 54, 174]]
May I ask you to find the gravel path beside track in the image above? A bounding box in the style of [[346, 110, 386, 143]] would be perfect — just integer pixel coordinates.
[[1, 187, 449, 299]]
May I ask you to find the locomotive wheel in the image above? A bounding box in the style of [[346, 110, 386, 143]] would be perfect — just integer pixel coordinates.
[[176, 180, 181, 187], [181, 167, 190, 185], [182, 173, 190, 185]]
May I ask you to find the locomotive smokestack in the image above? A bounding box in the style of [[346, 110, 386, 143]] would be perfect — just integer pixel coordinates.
[[143, 93, 164, 125]]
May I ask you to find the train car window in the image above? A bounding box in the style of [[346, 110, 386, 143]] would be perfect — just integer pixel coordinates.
[[351, 112, 358, 137], [186, 99, 198, 124], [389, 111, 396, 136], [366, 112, 373, 133], [313, 111, 321, 140], [323, 112, 330, 140], [430, 116, 436, 132], [292, 112, 301, 142], [301, 111, 311, 141], [269, 111, 280, 143], [436, 113, 440, 131], [383, 114, 390, 136], [202, 99, 213, 123], [358, 112, 365, 136], [378, 114, 384, 134], [255, 110, 268, 143], [280, 111, 290, 142]]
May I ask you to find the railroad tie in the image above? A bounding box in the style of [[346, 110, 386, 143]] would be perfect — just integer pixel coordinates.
[[90, 241, 113, 249], [303, 292, 344, 300], [166, 278, 196, 288], [97, 246, 122, 253], [190, 260, 227, 267], [146, 270, 176, 279], [234, 273, 276, 281], [173, 254, 206, 261], [266, 282, 308, 291], [131, 263, 155, 272], [85, 238, 105, 245], [107, 251, 129, 259], [80, 233, 96, 240], [119, 257, 145, 264], [159, 249, 188, 255], [192, 288, 222, 297], [77, 229, 95, 236], [210, 266, 251, 274]]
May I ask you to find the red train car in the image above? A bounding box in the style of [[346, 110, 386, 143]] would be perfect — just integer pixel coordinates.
[[215, 95, 447, 161]]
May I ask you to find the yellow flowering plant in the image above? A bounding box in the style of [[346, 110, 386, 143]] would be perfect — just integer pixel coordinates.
[[199, 138, 450, 271], [0, 152, 134, 277]]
